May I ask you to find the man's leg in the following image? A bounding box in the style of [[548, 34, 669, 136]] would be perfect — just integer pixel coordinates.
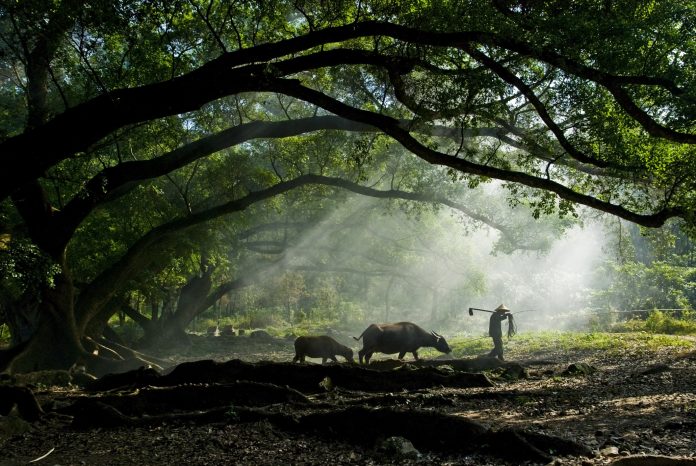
[[488, 338, 498, 357], [493, 336, 504, 360]]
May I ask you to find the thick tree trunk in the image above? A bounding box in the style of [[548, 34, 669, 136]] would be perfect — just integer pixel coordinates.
[[137, 270, 213, 348], [83, 296, 124, 340], [4, 295, 41, 346], [3, 276, 169, 375], [3, 11, 82, 372], [6, 275, 87, 373], [172, 270, 213, 332]]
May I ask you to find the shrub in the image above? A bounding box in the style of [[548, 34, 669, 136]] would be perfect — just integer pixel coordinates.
[[614, 310, 696, 335]]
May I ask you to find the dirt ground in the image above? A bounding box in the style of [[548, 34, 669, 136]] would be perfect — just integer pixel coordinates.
[[1, 333, 695, 466]]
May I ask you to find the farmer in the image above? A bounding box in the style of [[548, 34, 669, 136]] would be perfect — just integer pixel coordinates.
[[488, 304, 513, 361]]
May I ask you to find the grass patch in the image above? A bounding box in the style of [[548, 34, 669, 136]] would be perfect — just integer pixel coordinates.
[[433, 331, 695, 359], [445, 336, 494, 357]]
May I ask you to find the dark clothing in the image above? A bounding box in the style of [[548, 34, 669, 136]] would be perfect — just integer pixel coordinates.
[[488, 311, 511, 360], [489, 311, 510, 337]]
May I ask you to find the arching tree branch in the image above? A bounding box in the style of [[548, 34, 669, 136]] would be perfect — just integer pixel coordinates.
[[272, 80, 686, 228], [3, 21, 692, 201]]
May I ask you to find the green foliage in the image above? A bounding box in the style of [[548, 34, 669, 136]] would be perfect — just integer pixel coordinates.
[[189, 309, 361, 338], [615, 310, 696, 335], [0, 324, 9, 345], [584, 219, 696, 334], [589, 260, 696, 311], [0, 237, 61, 302], [108, 320, 144, 345]]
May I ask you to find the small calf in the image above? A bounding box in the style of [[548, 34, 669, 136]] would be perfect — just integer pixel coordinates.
[[293, 335, 354, 364]]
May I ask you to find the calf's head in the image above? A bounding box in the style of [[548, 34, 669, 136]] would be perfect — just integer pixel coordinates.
[[431, 331, 451, 353], [342, 347, 355, 362]]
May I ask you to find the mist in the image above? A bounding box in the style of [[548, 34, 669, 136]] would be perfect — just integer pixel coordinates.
[[462, 223, 609, 335], [261, 186, 612, 337]]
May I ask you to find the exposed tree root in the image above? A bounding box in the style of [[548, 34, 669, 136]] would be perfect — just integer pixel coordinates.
[[0, 385, 44, 422], [337, 386, 559, 409], [85, 365, 161, 390], [59, 395, 591, 463], [75, 335, 170, 376], [366, 357, 511, 372], [284, 405, 488, 449], [278, 407, 590, 461], [489, 428, 594, 462], [345, 390, 458, 408], [88, 359, 494, 392], [0, 341, 30, 373], [39, 355, 594, 463], [609, 456, 696, 466], [85, 351, 165, 378], [60, 381, 309, 417], [65, 402, 302, 429], [0, 335, 168, 378]]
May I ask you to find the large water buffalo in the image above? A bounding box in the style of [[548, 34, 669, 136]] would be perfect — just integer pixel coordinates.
[[353, 322, 451, 364], [293, 335, 354, 364]]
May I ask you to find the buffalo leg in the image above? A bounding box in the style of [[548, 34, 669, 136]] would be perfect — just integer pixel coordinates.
[[398, 352, 406, 359], [321, 357, 327, 364], [412, 350, 419, 360]]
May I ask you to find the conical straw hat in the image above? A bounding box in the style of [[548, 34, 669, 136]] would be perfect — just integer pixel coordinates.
[[495, 304, 510, 312]]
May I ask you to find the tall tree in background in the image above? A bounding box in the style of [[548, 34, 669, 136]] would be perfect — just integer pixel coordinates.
[[1, 0, 695, 373]]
